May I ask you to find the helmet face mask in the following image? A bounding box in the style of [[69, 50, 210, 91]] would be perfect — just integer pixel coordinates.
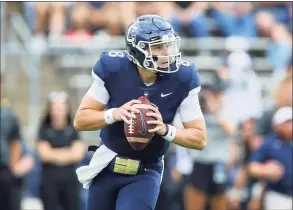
[[125, 15, 182, 74]]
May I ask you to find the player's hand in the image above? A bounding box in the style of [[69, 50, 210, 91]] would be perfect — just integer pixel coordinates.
[[146, 105, 167, 136], [112, 100, 142, 124]]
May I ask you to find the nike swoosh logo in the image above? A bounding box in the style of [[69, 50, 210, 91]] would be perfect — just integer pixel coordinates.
[[161, 92, 173, 97], [138, 111, 147, 136]]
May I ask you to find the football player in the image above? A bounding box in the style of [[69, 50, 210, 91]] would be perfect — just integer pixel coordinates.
[[74, 14, 207, 210]]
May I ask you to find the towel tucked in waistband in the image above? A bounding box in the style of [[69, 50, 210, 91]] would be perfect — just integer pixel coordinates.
[[76, 144, 117, 189]]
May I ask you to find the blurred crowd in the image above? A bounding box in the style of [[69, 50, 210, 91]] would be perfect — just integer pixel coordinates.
[[23, 2, 292, 37], [1, 1, 292, 210], [24, 1, 292, 71]]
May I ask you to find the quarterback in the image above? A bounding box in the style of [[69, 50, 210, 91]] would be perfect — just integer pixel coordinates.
[[74, 15, 207, 210]]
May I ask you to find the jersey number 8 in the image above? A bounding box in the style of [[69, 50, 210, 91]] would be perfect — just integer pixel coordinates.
[[108, 51, 125, 58], [181, 61, 191, 67]]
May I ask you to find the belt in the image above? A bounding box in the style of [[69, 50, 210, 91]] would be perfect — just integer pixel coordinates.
[[109, 156, 142, 175]]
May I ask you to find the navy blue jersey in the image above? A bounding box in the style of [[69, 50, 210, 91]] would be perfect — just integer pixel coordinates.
[[249, 133, 292, 195], [93, 51, 201, 161]]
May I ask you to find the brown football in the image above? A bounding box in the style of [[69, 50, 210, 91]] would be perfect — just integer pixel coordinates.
[[124, 96, 156, 151]]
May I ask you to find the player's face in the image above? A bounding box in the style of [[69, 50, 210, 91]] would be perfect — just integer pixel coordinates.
[[149, 39, 180, 69], [150, 43, 171, 68]]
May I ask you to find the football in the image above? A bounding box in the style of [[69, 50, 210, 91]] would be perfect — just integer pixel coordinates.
[[124, 96, 156, 151]]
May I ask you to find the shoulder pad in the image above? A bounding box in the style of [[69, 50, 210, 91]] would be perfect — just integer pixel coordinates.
[[100, 51, 127, 72], [92, 51, 129, 80], [177, 61, 196, 82], [177, 61, 201, 90]]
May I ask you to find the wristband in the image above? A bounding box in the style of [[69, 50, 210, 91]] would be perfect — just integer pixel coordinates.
[[162, 124, 176, 142], [162, 124, 169, 136], [104, 108, 116, 124]]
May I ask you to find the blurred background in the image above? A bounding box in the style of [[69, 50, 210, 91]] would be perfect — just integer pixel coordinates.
[[0, 1, 292, 210]]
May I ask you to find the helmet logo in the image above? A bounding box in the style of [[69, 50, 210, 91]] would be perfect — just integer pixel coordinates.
[[150, 36, 160, 41], [126, 24, 138, 44]]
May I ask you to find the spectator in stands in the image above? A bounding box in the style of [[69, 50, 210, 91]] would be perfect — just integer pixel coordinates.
[[65, 3, 93, 45], [181, 85, 237, 210], [37, 91, 85, 210], [216, 51, 264, 209], [266, 24, 292, 72], [168, 2, 210, 37], [119, 2, 170, 33], [211, 2, 257, 37], [218, 51, 263, 126], [87, 2, 121, 36], [0, 74, 33, 210], [248, 106, 292, 210], [245, 68, 293, 210], [256, 2, 291, 28], [28, 2, 72, 54], [255, 11, 276, 37], [255, 73, 292, 143]]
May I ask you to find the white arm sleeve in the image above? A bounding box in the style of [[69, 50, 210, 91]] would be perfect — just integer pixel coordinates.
[[178, 86, 203, 123], [86, 73, 110, 105]]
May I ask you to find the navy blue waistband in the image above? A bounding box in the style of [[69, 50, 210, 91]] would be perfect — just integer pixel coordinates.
[[87, 145, 163, 165]]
